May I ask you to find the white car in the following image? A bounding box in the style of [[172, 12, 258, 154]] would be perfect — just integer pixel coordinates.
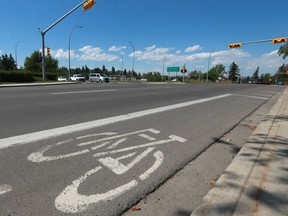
[[70, 74, 85, 82], [57, 76, 67, 82], [89, 73, 110, 83]]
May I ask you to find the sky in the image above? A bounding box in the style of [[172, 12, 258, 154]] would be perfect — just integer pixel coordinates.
[[0, 0, 287, 77]]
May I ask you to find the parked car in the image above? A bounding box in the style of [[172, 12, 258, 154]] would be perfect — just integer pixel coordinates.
[[70, 74, 85, 82], [57, 76, 67, 82], [277, 81, 284, 85], [89, 73, 110, 83]]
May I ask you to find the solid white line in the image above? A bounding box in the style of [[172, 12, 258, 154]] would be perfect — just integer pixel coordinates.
[[233, 94, 268, 100], [0, 94, 232, 150], [51, 89, 117, 95]]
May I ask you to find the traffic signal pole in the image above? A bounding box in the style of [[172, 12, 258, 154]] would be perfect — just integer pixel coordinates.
[[39, 0, 89, 80]]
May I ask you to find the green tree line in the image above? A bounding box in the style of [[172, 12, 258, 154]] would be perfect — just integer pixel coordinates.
[[1, 43, 288, 83]]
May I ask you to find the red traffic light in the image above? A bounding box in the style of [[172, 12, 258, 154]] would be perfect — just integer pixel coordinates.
[[272, 37, 287, 44], [228, 43, 242, 48]]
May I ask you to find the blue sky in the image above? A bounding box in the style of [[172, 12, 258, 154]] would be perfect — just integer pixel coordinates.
[[0, 0, 287, 77]]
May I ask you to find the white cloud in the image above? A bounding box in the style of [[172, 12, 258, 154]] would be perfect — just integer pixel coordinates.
[[185, 45, 202, 53], [109, 45, 127, 52], [128, 45, 173, 61], [262, 50, 278, 57], [78, 45, 119, 62], [54, 49, 69, 59], [244, 50, 285, 72]]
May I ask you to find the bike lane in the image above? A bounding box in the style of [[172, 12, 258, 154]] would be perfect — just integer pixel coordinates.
[[0, 93, 270, 215]]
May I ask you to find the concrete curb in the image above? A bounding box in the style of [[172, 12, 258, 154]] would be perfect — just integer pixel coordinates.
[[0, 82, 78, 88], [191, 88, 288, 216]]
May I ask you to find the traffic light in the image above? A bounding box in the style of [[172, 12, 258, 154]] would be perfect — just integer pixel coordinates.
[[272, 37, 287, 44], [228, 43, 242, 48], [181, 65, 187, 73], [46, 47, 51, 56], [83, 0, 95, 12]]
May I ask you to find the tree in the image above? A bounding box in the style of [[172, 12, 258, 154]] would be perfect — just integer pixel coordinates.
[[276, 64, 288, 83], [278, 42, 288, 59], [228, 62, 240, 82], [252, 66, 260, 82], [24, 51, 59, 73], [102, 65, 108, 74], [24, 51, 42, 72], [189, 70, 201, 80], [0, 54, 16, 70], [144, 72, 162, 82], [111, 66, 116, 79], [208, 64, 226, 82]]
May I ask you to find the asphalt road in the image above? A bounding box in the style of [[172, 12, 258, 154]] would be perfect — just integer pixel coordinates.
[[0, 82, 284, 215]]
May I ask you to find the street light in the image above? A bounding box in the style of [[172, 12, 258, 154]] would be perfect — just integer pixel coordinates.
[[68, 25, 83, 79], [162, 56, 166, 82], [128, 41, 135, 79], [206, 46, 218, 82], [15, 41, 24, 69]]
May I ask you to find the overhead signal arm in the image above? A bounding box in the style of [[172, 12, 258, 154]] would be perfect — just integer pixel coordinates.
[[228, 36, 287, 48]]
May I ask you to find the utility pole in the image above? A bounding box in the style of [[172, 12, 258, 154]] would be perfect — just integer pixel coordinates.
[[39, 0, 95, 80]]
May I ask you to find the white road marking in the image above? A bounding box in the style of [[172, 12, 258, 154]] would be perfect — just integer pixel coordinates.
[[54, 148, 164, 213], [0, 184, 12, 195], [28, 142, 90, 162], [77, 129, 160, 146], [138, 134, 157, 141], [98, 147, 155, 175], [106, 138, 127, 149], [93, 135, 187, 158], [233, 94, 269, 100], [139, 150, 164, 181], [27, 129, 161, 162], [0, 94, 232, 150], [55, 166, 138, 213], [51, 89, 117, 95]]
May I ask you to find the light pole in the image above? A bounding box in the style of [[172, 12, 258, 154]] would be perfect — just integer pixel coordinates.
[[121, 54, 124, 77], [162, 56, 166, 82], [128, 41, 135, 79], [206, 47, 218, 82], [69, 25, 83, 79], [15, 41, 24, 69]]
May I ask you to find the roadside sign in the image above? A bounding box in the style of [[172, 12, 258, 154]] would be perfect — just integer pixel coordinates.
[[167, 67, 180, 72]]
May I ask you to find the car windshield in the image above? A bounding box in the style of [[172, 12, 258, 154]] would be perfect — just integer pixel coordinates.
[[100, 74, 107, 77]]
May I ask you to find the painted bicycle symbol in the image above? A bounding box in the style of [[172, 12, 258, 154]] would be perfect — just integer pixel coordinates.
[[27, 128, 187, 213]]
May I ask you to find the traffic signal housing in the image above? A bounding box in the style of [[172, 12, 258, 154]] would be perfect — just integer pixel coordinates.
[[272, 37, 287, 44], [46, 47, 51, 56], [228, 43, 242, 48], [181, 65, 187, 73], [83, 0, 95, 12]]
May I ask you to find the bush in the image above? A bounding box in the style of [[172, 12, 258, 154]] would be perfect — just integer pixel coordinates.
[[0, 70, 34, 83], [46, 73, 57, 81]]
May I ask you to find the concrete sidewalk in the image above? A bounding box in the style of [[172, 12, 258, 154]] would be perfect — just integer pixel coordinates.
[[191, 88, 288, 216]]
